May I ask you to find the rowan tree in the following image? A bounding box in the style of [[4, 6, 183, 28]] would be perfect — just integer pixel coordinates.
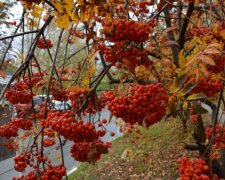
[[0, 0, 225, 179]]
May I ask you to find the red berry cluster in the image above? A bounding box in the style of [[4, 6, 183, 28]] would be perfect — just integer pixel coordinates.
[[5, 89, 32, 104], [67, 39, 74, 44], [46, 111, 99, 142], [43, 138, 55, 147], [13, 171, 36, 180], [70, 140, 111, 163], [106, 84, 168, 127], [6, 21, 17, 26], [0, 118, 33, 138], [5, 80, 34, 104], [138, 1, 154, 13], [99, 45, 150, 67], [51, 88, 69, 102], [85, 95, 106, 114], [23, 72, 44, 87], [206, 124, 225, 149], [37, 38, 53, 49], [101, 19, 151, 43], [190, 77, 222, 97], [69, 28, 86, 39], [178, 157, 218, 180], [43, 128, 55, 137], [101, 91, 115, 102], [14, 153, 32, 172], [41, 164, 66, 180], [68, 91, 106, 114]]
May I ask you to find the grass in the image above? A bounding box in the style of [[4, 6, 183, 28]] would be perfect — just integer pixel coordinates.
[[68, 118, 197, 180]]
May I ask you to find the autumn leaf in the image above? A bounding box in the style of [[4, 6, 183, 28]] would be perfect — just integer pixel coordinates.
[[80, 5, 94, 22], [170, 71, 187, 93], [178, 49, 186, 68], [57, 14, 70, 29], [77, 0, 84, 5], [55, 151, 62, 162], [31, 10, 42, 19], [183, 101, 189, 111], [187, 93, 206, 101], [95, 143, 108, 154], [178, 82, 197, 96], [0, 69, 7, 79], [52, 0, 64, 13], [121, 148, 134, 161], [199, 55, 215, 66], [67, 10, 79, 23], [191, 101, 208, 114], [219, 29, 225, 39], [163, 26, 177, 34], [121, 58, 135, 74], [163, 40, 180, 48], [82, 77, 90, 85], [63, 0, 74, 8]]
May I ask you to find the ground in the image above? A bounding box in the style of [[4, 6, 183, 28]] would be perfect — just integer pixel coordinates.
[[68, 118, 199, 180]]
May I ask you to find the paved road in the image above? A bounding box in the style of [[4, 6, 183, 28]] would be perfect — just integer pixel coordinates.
[[0, 109, 123, 180]]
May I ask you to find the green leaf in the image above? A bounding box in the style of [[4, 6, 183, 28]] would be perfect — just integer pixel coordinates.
[[171, 72, 187, 93], [183, 101, 189, 111], [178, 82, 197, 96], [187, 93, 206, 101], [192, 102, 208, 114]]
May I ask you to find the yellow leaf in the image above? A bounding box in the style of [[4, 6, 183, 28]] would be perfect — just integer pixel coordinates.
[[219, 29, 225, 39], [16, 51, 25, 62], [30, 19, 39, 29], [33, 128, 39, 135], [121, 148, 134, 161], [33, 5, 44, 12], [199, 63, 209, 76], [80, 5, 93, 22], [0, 69, 6, 79], [55, 151, 62, 162], [31, 10, 42, 19], [1, 100, 5, 108], [199, 55, 215, 66], [67, 11, 79, 23], [183, 101, 188, 111], [82, 77, 90, 85], [178, 49, 186, 68], [52, 0, 64, 13], [57, 14, 70, 29], [207, 43, 221, 49], [212, 22, 219, 34], [63, 0, 74, 8], [86, 69, 94, 77], [77, 0, 84, 5], [187, 93, 206, 101]]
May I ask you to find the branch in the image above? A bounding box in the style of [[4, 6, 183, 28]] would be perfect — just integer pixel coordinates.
[[185, 143, 199, 151], [77, 65, 112, 113], [163, 6, 179, 66], [178, 3, 194, 50], [0, 30, 39, 41]]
